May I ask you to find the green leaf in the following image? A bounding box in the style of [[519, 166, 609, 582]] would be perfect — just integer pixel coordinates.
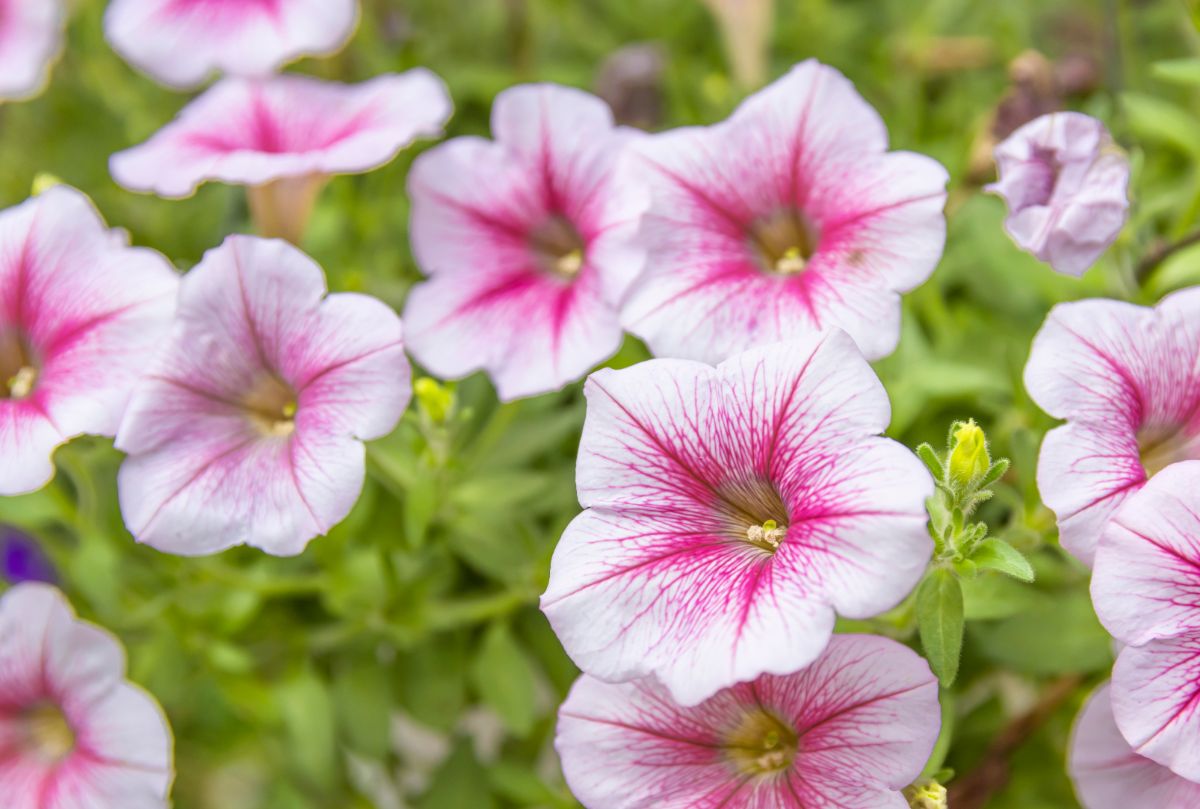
[[978, 458, 1010, 489], [971, 538, 1035, 583], [403, 471, 439, 549], [1153, 58, 1200, 86], [962, 573, 1048, 620], [470, 622, 539, 737], [1121, 92, 1200, 160], [277, 668, 338, 793], [917, 569, 964, 687], [333, 662, 393, 758], [398, 636, 468, 732], [916, 443, 945, 482], [972, 588, 1113, 675], [418, 739, 496, 809]]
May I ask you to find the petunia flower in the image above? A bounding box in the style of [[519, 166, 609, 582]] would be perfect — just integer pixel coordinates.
[[1024, 288, 1200, 565], [540, 333, 933, 706], [1070, 683, 1200, 809], [0, 186, 179, 497], [0, 0, 65, 101], [104, 0, 360, 90], [110, 70, 452, 244], [0, 582, 173, 807], [986, 111, 1129, 277], [555, 634, 940, 809], [115, 235, 411, 557], [403, 83, 647, 401], [0, 526, 55, 584], [620, 59, 948, 365]]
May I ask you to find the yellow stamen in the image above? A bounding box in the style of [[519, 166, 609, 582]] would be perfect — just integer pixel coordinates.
[[746, 519, 787, 551], [773, 246, 807, 276], [555, 248, 584, 278], [22, 703, 74, 762], [6, 366, 37, 399]]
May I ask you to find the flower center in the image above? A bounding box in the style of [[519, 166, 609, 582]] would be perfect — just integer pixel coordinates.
[[0, 330, 37, 401], [749, 209, 819, 277], [746, 519, 787, 551], [717, 478, 790, 554], [20, 702, 75, 763], [242, 374, 298, 437], [1138, 424, 1200, 478], [529, 215, 587, 280], [725, 708, 797, 776]]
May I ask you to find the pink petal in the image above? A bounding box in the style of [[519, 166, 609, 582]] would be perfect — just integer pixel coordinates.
[[104, 0, 359, 89], [111, 71, 452, 198], [0, 0, 64, 100], [1069, 683, 1200, 809]]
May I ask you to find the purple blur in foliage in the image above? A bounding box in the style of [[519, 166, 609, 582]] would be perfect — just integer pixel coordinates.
[[0, 525, 55, 584]]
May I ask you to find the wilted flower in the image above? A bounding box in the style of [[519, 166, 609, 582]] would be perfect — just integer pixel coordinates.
[[110, 70, 452, 243], [556, 634, 940, 808], [0, 186, 179, 496], [541, 334, 933, 706], [0, 0, 64, 101], [1025, 289, 1200, 565], [404, 84, 647, 401], [987, 111, 1129, 276], [115, 236, 411, 557], [104, 0, 360, 90], [621, 60, 948, 364], [1070, 683, 1200, 809], [0, 583, 174, 806], [0, 525, 55, 583]]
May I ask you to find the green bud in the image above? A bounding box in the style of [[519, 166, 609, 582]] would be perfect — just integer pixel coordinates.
[[904, 780, 948, 809], [32, 173, 65, 195], [948, 419, 990, 488], [414, 377, 454, 424]]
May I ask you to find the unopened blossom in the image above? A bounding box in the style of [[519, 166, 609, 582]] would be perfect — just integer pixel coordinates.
[[0, 186, 179, 496], [987, 111, 1129, 276], [556, 634, 940, 809], [104, 0, 360, 90], [0, 583, 174, 806], [404, 83, 647, 400], [621, 60, 948, 365], [0, 526, 55, 584], [1025, 288, 1200, 565], [1070, 683, 1200, 809], [541, 333, 933, 706], [0, 0, 64, 101], [116, 235, 411, 557], [111, 70, 451, 243]]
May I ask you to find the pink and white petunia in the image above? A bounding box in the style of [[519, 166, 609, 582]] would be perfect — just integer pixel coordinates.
[[1069, 683, 1200, 809], [620, 59, 948, 364], [110, 70, 452, 243], [1024, 288, 1200, 565], [540, 333, 933, 706], [987, 112, 1129, 277], [403, 83, 647, 401], [0, 0, 65, 101], [0, 186, 179, 496], [104, 0, 360, 90], [556, 633, 940, 809], [115, 235, 411, 557], [0, 582, 174, 808]]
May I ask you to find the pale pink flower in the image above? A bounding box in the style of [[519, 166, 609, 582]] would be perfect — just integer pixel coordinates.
[[115, 235, 411, 557], [0, 0, 64, 101], [1024, 289, 1200, 565], [0, 583, 173, 808], [0, 186, 179, 496], [556, 634, 940, 809], [104, 0, 360, 89], [620, 60, 948, 364], [1070, 683, 1200, 809], [987, 111, 1129, 277], [110, 70, 452, 243], [541, 334, 933, 706], [403, 84, 647, 401]]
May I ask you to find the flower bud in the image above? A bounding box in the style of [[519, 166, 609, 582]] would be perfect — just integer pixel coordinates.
[[948, 419, 990, 488], [904, 781, 948, 809], [414, 377, 454, 424]]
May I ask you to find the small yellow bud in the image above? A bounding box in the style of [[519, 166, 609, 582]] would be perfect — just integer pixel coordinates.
[[904, 781, 948, 809], [948, 419, 990, 487], [32, 173, 65, 196], [414, 377, 454, 424]]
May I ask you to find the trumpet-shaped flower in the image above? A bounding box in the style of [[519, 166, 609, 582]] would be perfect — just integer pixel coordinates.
[[0, 583, 173, 808], [620, 60, 948, 364], [110, 71, 452, 243], [0, 0, 64, 101], [1025, 289, 1200, 565], [0, 186, 179, 496], [1070, 683, 1200, 809], [987, 112, 1129, 277], [556, 634, 940, 809], [541, 333, 933, 706], [104, 0, 360, 89], [115, 236, 411, 556], [403, 84, 647, 401]]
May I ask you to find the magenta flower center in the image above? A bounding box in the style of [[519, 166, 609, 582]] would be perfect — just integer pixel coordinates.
[[528, 215, 587, 280], [1138, 424, 1200, 478], [724, 708, 798, 776], [242, 374, 298, 437], [1023, 147, 1061, 208], [717, 478, 790, 553], [0, 329, 38, 401], [18, 702, 75, 763], [748, 209, 820, 277]]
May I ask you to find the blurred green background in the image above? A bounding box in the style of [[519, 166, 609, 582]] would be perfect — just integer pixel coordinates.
[[3, 0, 1200, 807]]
